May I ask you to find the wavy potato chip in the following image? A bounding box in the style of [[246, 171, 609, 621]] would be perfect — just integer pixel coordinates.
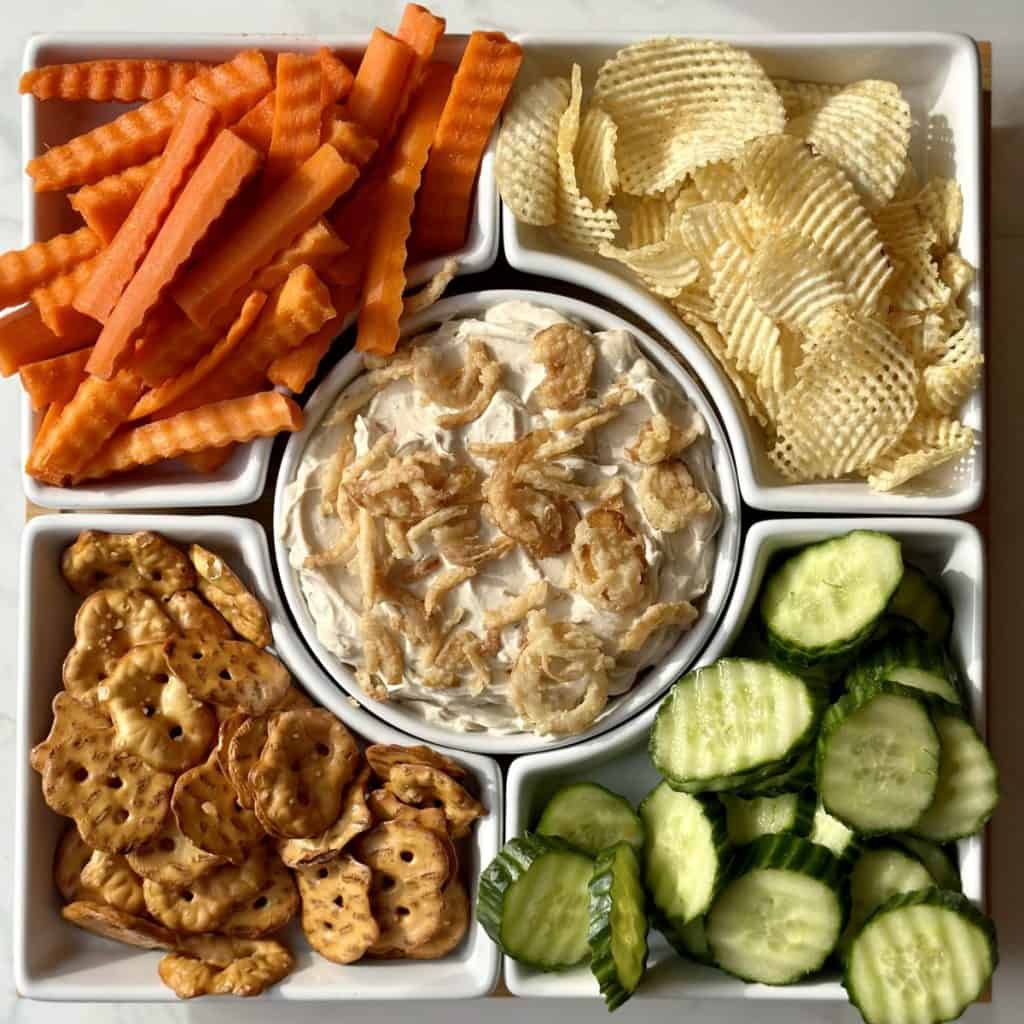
[[866, 414, 975, 492], [670, 277, 718, 326], [575, 104, 619, 208], [597, 234, 700, 297], [922, 323, 984, 415], [896, 311, 949, 365], [772, 77, 842, 119], [885, 247, 952, 313], [940, 252, 975, 301], [594, 37, 785, 195], [678, 200, 759, 270], [916, 177, 963, 254], [691, 160, 745, 202], [689, 316, 769, 427], [496, 75, 571, 227]]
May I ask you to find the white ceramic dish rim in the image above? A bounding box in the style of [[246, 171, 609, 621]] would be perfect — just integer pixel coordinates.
[[18, 32, 501, 510], [14, 513, 502, 1001], [273, 287, 742, 756], [503, 31, 985, 515], [504, 516, 986, 1000]]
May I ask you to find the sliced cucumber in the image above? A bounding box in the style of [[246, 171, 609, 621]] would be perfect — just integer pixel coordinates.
[[843, 889, 997, 1024], [911, 713, 999, 842], [734, 744, 817, 798], [659, 913, 714, 966], [817, 681, 940, 835], [890, 835, 961, 893], [808, 801, 860, 864], [588, 843, 648, 1011], [761, 531, 904, 664], [840, 845, 935, 956], [721, 790, 815, 846], [705, 835, 846, 985], [650, 659, 823, 792], [640, 782, 729, 933], [846, 634, 961, 706], [887, 564, 953, 644], [477, 833, 593, 970], [537, 782, 644, 856]]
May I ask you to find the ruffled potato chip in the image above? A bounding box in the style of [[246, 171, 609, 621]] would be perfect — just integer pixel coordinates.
[[595, 37, 785, 195], [598, 235, 701, 298], [885, 247, 952, 313], [866, 414, 974, 492], [772, 77, 842, 120], [625, 194, 675, 248], [575, 104, 619, 208], [691, 160, 746, 202], [689, 316, 769, 428], [922, 323, 983, 415], [916, 177, 963, 254], [678, 200, 760, 270]]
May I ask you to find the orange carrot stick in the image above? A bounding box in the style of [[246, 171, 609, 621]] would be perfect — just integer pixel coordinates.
[[77, 391, 302, 482], [27, 369, 143, 486], [31, 257, 103, 337], [128, 291, 266, 421], [322, 113, 379, 167], [182, 447, 236, 473], [412, 32, 522, 257], [172, 144, 358, 328], [0, 303, 97, 376], [26, 50, 271, 192], [0, 228, 101, 311], [127, 302, 219, 387], [19, 347, 93, 410], [87, 129, 262, 379], [319, 48, 355, 109], [20, 59, 206, 102], [344, 30, 415, 142], [356, 64, 453, 355], [395, 4, 447, 118], [266, 53, 324, 187], [26, 401, 66, 479], [69, 159, 160, 244], [73, 97, 221, 327]]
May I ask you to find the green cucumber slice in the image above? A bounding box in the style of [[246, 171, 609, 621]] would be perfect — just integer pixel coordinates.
[[846, 634, 961, 706], [650, 658, 823, 792], [537, 782, 644, 856], [640, 782, 729, 933], [890, 835, 961, 893], [734, 745, 817, 798], [477, 833, 592, 970], [808, 801, 860, 864], [705, 835, 846, 985], [887, 564, 953, 644], [843, 889, 997, 1024], [761, 531, 904, 664], [911, 713, 999, 842], [817, 681, 940, 834], [588, 843, 648, 1011], [721, 790, 815, 845], [659, 913, 714, 966]]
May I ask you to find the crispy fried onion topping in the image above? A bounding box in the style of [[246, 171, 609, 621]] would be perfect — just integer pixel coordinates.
[[421, 621, 491, 695], [327, 359, 414, 426], [569, 506, 647, 612], [619, 601, 698, 653], [638, 459, 714, 532], [531, 322, 596, 410], [627, 413, 705, 465], [483, 580, 549, 631], [357, 613, 404, 699], [434, 511, 516, 568], [510, 610, 612, 735], [413, 339, 502, 428]]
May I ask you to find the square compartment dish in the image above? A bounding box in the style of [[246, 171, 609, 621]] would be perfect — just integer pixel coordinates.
[[505, 516, 986, 1001], [14, 513, 502, 1001], [504, 33, 984, 515], [273, 288, 742, 756], [20, 33, 501, 510]]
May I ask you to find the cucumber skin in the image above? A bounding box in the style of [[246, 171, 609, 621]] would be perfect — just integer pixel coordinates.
[[655, 911, 715, 966], [842, 888, 998, 1024], [476, 832, 592, 969], [721, 789, 816, 845], [887, 564, 953, 644], [844, 633, 962, 703], [734, 745, 817, 798], [537, 782, 644, 855], [890, 835, 961, 892], [588, 843, 649, 1011]]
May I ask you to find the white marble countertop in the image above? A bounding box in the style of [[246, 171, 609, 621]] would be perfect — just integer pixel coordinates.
[[2, 2, 1022, 1022]]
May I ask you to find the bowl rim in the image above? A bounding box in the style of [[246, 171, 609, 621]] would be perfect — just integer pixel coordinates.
[[272, 286, 743, 756]]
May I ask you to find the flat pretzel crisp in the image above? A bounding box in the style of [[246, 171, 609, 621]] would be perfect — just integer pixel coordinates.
[[62, 900, 178, 950], [164, 590, 234, 638], [31, 691, 110, 773], [365, 743, 466, 781], [221, 854, 299, 938], [126, 813, 225, 888], [297, 854, 380, 964], [387, 763, 485, 840], [159, 935, 294, 998], [188, 544, 272, 647], [54, 825, 145, 914], [61, 530, 195, 598]]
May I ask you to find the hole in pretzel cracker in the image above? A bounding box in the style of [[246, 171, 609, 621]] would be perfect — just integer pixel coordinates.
[[71, 765, 88, 783], [154, 673, 168, 685], [396, 906, 410, 917], [399, 851, 414, 863], [107, 776, 123, 789], [114, 810, 128, 824], [333, 896, 344, 909], [380, 876, 396, 891], [158, 838, 175, 853], [218, 669, 232, 681], [253, 897, 268, 909], [168, 725, 183, 740]]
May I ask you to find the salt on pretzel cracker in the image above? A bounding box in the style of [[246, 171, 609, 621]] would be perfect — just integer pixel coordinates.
[[769, 308, 919, 481], [387, 763, 486, 840], [164, 590, 234, 638], [740, 133, 892, 314], [575, 104, 619, 208], [496, 74, 571, 226], [922, 322, 984, 416], [188, 543, 272, 648], [866, 414, 975, 492], [594, 37, 785, 196], [61, 530, 194, 598]]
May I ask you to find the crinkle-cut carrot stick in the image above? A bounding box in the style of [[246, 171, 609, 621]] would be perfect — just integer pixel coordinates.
[[128, 291, 266, 420], [322, 112, 379, 167], [267, 281, 359, 392], [0, 227, 101, 311], [0, 303, 98, 376], [19, 346, 93, 410], [74, 97, 221, 329], [69, 158, 160, 244], [26, 50, 271, 192], [87, 129, 262, 379], [27, 369, 143, 486], [26, 401, 66, 478], [128, 302, 218, 387], [395, 4, 447, 121], [77, 391, 302, 482], [266, 53, 324, 187], [173, 144, 358, 328], [318, 48, 355, 109], [182, 447, 236, 473], [412, 32, 522, 257], [20, 59, 206, 102], [356, 64, 453, 356], [31, 256, 103, 337], [345, 29, 415, 142]]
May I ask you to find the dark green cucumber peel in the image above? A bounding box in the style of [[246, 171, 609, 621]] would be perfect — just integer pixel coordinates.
[[886, 564, 953, 643], [845, 633, 962, 705]]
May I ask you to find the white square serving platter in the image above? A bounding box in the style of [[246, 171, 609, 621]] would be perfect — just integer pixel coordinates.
[[14, 513, 503, 1001], [505, 517, 986, 1002], [504, 33, 985, 515], [19, 32, 501, 510]]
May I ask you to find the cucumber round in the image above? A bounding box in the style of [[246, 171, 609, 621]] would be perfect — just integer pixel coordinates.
[[537, 782, 644, 856], [761, 531, 904, 664], [843, 888, 997, 1024], [887, 564, 953, 644], [808, 801, 860, 865], [890, 835, 961, 893], [650, 658, 824, 792], [705, 835, 847, 985], [640, 782, 729, 933], [588, 843, 648, 1011], [659, 913, 714, 966], [721, 790, 815, 846], [477, 833, 593, 970], [817, 681, 941, 835], [734, 744, 817, 798], [911, 713, 999, 842], [846, 634, 961, 706]]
